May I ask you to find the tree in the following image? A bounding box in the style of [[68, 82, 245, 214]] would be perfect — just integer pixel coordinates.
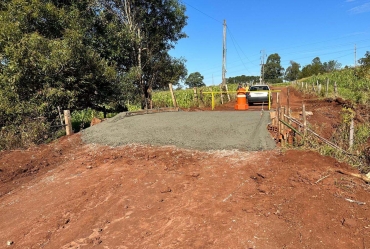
[[285, 61, 301, 81], [357, 51, 370, 79], [358, 51, 370, 67], [310, 57, 324, 75], [322, 60, 341, 72], [264, 53, 284, 83], [0, 0, 188, 148], [97, 0, 188, 107], [185, 72, 205, 88], [0, 0, 117, 118]]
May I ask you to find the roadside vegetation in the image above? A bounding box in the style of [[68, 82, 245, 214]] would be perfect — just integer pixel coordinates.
[[290, 54, 370, 172]]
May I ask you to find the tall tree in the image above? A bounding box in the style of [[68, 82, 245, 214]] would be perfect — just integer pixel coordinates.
[[97, 0, 188, 107], [285, 61, 301, 81], [185, 72, 205, 88], [264, 53, 284, 83], [310, 57, 324, 75]]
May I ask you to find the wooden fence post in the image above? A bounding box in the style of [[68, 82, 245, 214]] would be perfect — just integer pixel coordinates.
[[199, 89, 204, 107], [64, 110, 73, 136], [280, 106, 285, 145], [302, 104, 307, 136], [287, 88, 290, 114], [349, 118, 354, 149], [169, 83, 177, 107], [277, 107, 281, 141], [334, 81, 338, 98], [193, 87, 198, 105], [326, 78, 329, 97], [57, 106, 64, 126]]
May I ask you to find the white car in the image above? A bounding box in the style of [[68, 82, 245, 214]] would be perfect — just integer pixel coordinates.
[[246, 85, 272, 105]]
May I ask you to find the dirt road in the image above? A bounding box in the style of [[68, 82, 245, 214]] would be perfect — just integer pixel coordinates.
[[0, 86, 369, 248]]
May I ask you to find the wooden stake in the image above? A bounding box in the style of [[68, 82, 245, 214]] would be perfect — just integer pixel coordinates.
[[287, 88, 290, 113], [169, 83, 177, 107], [326, 78, 329, 97], [280, 106, 285, 145], [193, 87, 198, 105], [302, 104, 307, 136], [334, 81, 338, 98], [225, 84, 231, 102], [277, 107, 281, 141], [57, 106, 64, 126], [64, 110, 73, 136], [349, 118, 354, 149], [220, 85, 224, 104]]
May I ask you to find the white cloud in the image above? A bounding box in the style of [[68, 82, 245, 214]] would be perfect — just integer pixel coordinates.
[[348, 2, 370, 14]]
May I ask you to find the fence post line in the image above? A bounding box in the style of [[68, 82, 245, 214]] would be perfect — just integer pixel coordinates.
[[64, 110, 73, 136], [168, 83, 177, 108]]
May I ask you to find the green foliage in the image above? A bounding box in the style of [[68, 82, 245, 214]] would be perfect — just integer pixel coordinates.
[[297, 68, 370, 104], [298, 108, 370, 172], [0, 118, 51, 150], [0, 0, 188, 149], [227, 75, 259, 84], [299, 57, 342, 79], [70, 108, 117, 131], [357, 51, 370, 80], [153, 89, 195, 108], [185, 72, 205, 88], [285, 61, 301, 81], [264, 53, 284, 83]]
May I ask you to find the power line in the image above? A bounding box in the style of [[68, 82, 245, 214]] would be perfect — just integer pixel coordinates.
[[181, 1, 223, 24]]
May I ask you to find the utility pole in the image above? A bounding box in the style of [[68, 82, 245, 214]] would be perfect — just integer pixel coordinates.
[[222, 19, 227, 86], [260, 50, 265, 84]]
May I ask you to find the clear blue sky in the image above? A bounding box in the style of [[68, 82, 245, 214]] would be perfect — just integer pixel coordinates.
[[169, 0, 370, 85]]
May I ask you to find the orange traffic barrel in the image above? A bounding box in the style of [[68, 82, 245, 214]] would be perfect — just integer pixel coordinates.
[[234, 88, 249, 110]]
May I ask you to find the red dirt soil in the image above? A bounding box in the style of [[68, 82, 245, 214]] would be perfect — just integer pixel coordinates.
[[1, 87, 370, 249]]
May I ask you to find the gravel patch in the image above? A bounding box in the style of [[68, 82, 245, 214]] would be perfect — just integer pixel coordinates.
[[81, 111, 276, 151]]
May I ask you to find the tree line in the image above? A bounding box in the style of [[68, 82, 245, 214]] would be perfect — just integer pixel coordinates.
[[0, 0, 188, 148], [226, 52, 369, 84]]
